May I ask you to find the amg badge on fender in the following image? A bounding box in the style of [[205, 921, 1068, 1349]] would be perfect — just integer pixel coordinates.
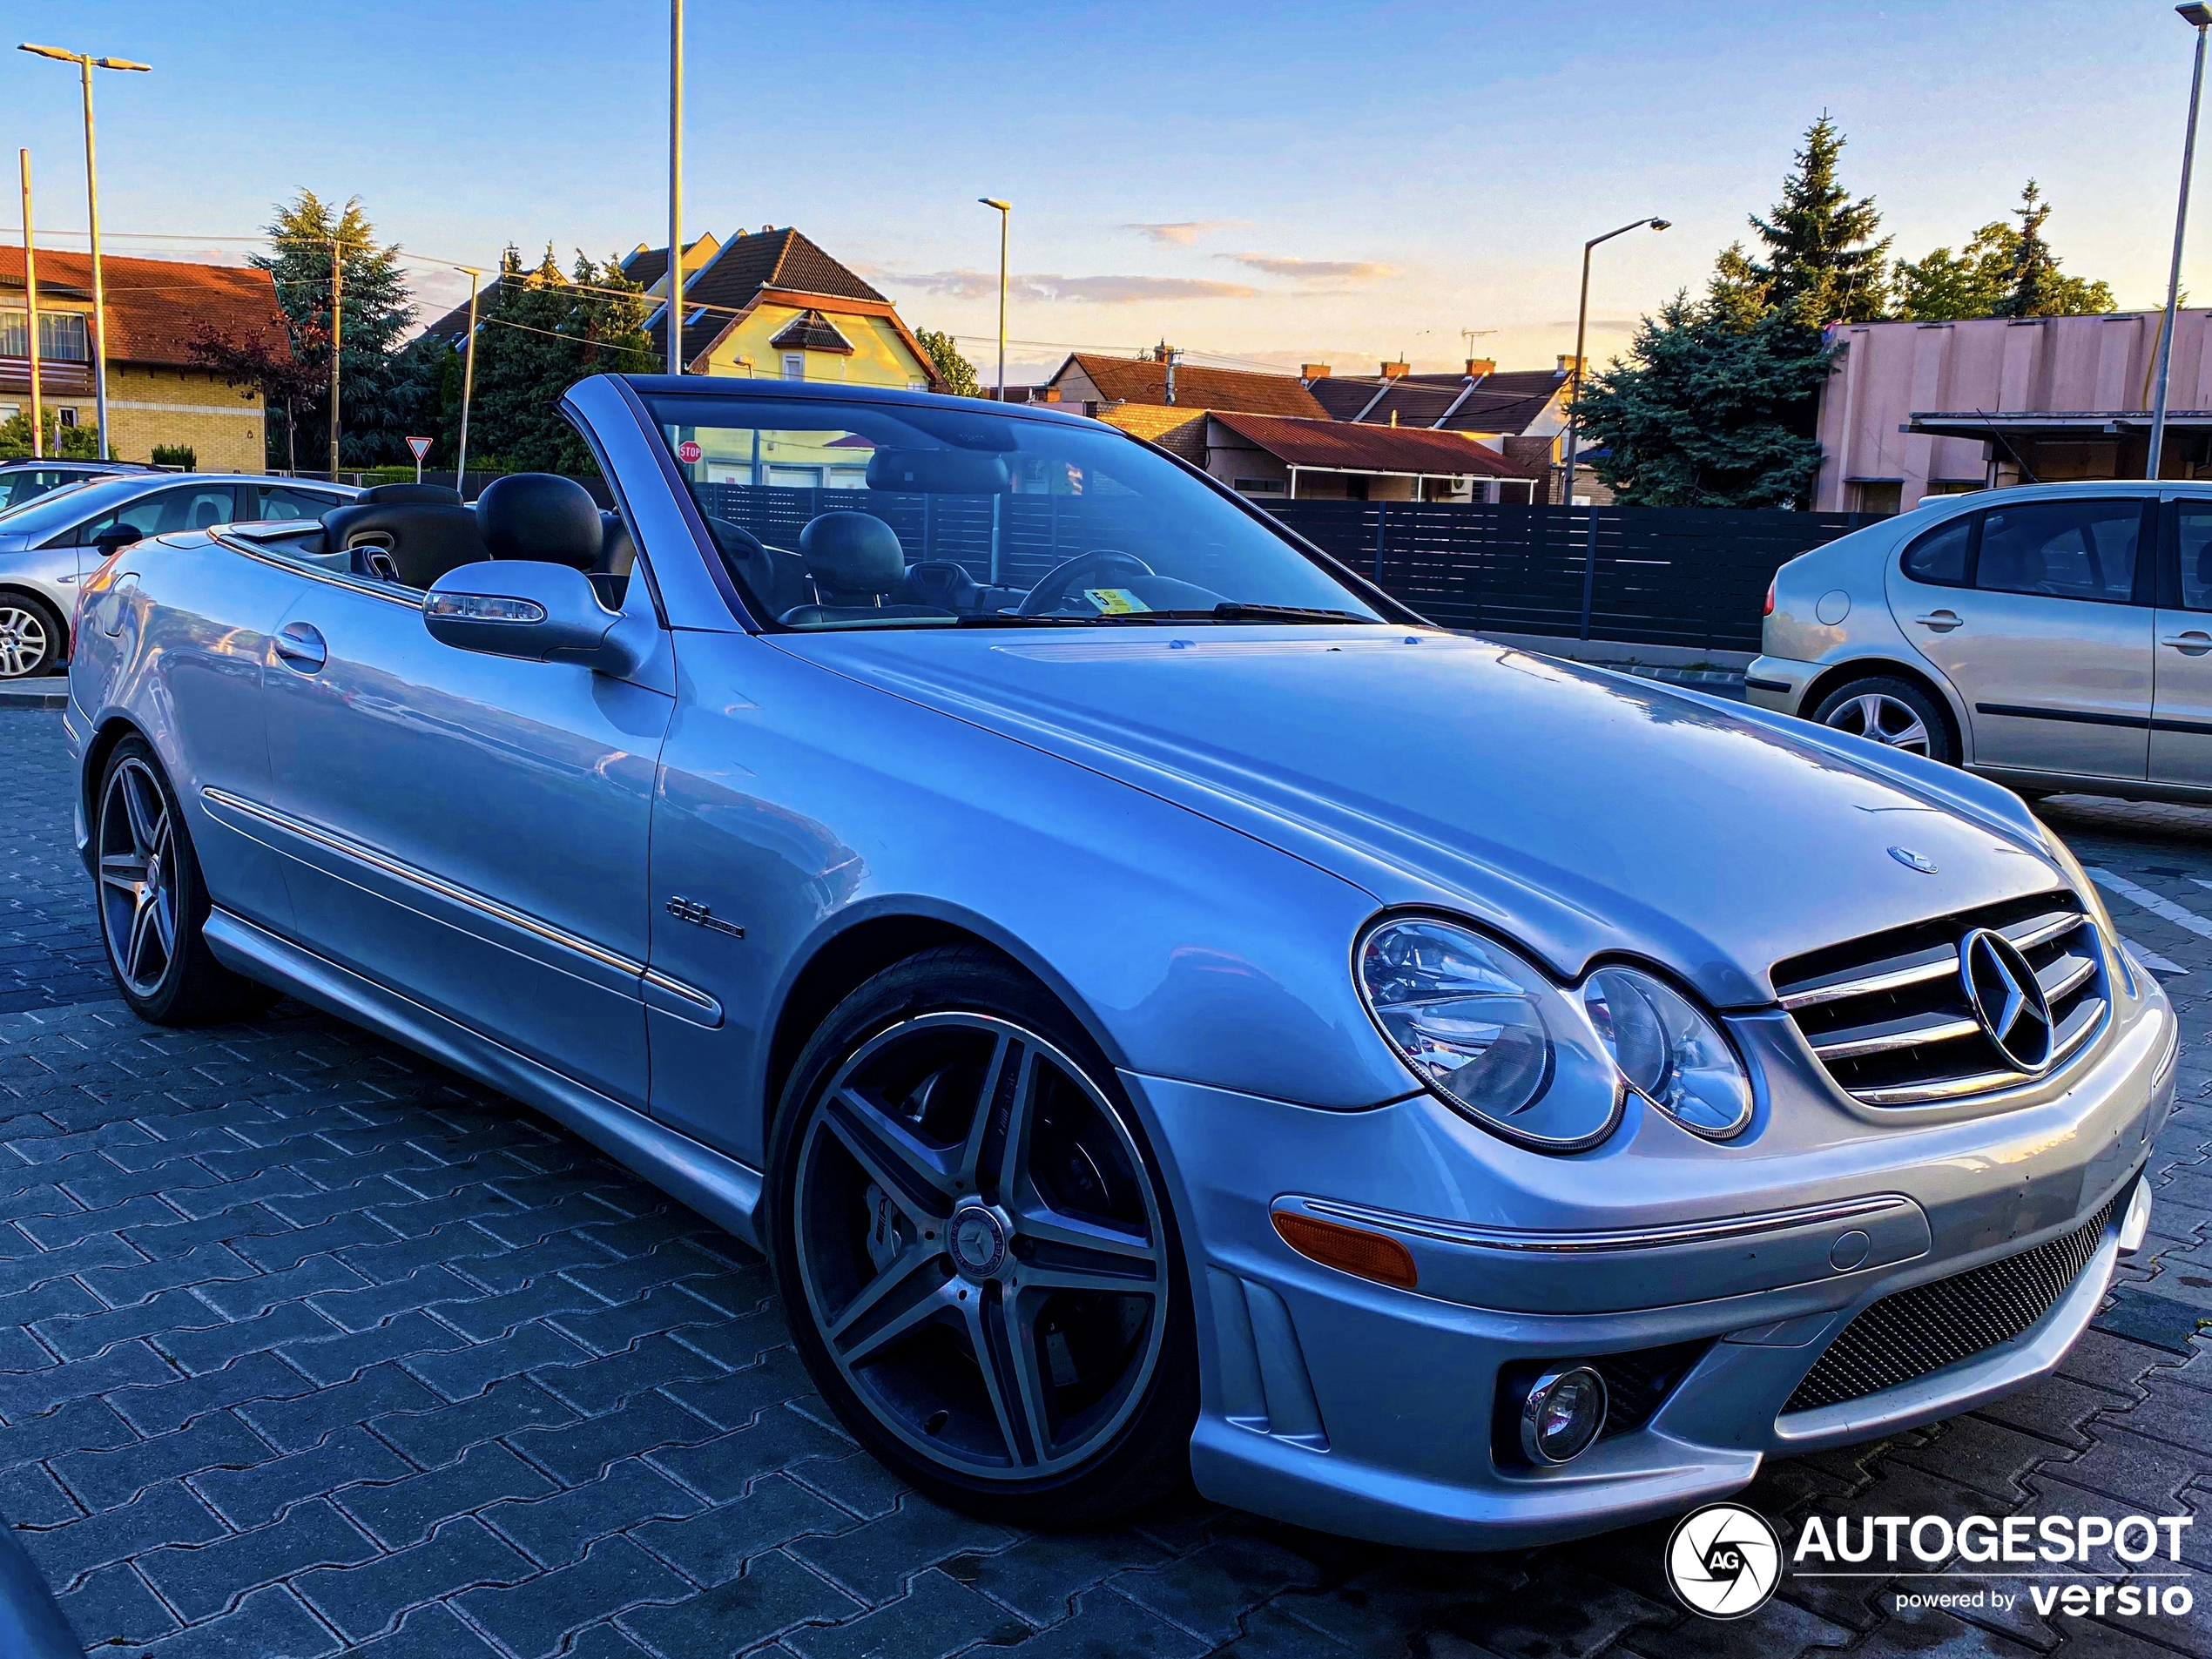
[[666, 896, 745, 939]]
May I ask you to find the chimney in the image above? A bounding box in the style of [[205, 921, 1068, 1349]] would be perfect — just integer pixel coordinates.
[[1300, 363, 1332, 380], [1556, 354, 1584, 377], [1379, 360, 1409, 380], [1153, 340, 1173, 362], [1464, 357, 1495, 377]]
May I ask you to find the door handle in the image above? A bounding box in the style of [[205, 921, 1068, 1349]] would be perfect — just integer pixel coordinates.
[[1912, 610, 1964, 632], [273, 621, 327, 671], [101, 572, 138, 637], [2161, 631, 2212, 656]]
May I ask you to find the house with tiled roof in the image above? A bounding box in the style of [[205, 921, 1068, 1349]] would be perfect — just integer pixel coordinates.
[[3, 246, 288, 469], [1033, 348, 1326, 458], [1303, 357, 1585, 501], [1201, 409, 1540, 502]]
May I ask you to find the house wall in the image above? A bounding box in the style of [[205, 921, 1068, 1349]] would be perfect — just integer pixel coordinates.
[[1097, 404, 1205, 461], [697, 303, 930, 393], [106, 366, 266, 470], [1811, 310, 2212, 511]]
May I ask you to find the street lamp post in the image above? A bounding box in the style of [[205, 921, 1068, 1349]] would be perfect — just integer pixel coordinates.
[[454, 267, 482, 491], [979, 199, 1009, 400], [667, 0, 684, 375], [18, 150, 41, 459], [1557, 216, 1669, 505], [18, 44, 150, 462], [2150, 3, 2212, 480]]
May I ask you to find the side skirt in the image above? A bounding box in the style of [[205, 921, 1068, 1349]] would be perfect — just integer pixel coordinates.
[[202, 907, 763, 1250]]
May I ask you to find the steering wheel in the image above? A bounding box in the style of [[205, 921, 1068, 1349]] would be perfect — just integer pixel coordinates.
[[1017, 549, 1156, 617]]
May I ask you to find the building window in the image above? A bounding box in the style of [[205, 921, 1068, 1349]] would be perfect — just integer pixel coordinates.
[[0, 310, 90, 361], [57, 407, 77, 427], [1851, 481, 1903, 516], [1232, 477, 1286, 495], [909, 380, 927, 392], [781, 353, 806, 381]]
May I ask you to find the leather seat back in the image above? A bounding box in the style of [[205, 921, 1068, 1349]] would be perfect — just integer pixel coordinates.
[[799, 511, 906, 603], [478, 474, 604, 570], [321, 499, 486, 589]]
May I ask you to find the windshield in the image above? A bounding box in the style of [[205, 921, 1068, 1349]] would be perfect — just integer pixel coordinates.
[[0, 475, 148, 538], [644, 392, 1383, 629]]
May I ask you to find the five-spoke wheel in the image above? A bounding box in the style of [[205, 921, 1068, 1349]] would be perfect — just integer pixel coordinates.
[[0, 597, 62, 680], [1811, 676, 1956, 765], [771, 950, 1194, 1523]]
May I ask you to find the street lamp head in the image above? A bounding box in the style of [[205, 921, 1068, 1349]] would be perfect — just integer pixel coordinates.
[[18, 43, 84, 63], [2182, 4, 2212, 27], [1649, 218, 1672, 231], [93, 57, 152, 71], [979, 198, 1010, 212]]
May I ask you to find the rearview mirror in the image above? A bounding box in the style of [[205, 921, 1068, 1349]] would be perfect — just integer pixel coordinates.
[[422, 560, 640, 676], [92, 524, 144, 557]]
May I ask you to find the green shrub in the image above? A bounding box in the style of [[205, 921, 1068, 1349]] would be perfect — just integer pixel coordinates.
[[151, 443, 198, 469]]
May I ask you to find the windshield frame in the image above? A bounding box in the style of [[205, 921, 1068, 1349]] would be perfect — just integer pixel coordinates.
[[612, 374, 1420, 635]]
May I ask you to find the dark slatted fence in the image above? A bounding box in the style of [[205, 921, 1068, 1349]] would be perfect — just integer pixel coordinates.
[[1268, 502, 1877, 653]]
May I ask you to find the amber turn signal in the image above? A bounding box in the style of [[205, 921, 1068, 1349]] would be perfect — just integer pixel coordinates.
[[1271, 1211, 1419, 1289]]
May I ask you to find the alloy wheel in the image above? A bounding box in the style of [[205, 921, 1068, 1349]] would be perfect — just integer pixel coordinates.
[[0, 604, 49, 678], [1824, 691, 1929, 754], [792, 1011, 1169, 1480], [98, 757, 179, 997]]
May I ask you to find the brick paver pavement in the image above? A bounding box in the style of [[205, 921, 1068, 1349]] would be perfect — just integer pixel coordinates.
[[3, 705, 2208, 1659]]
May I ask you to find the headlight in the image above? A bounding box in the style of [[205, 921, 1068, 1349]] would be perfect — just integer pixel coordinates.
[[1581, 967, 1754, 1139], [1357, 919, 1622, 1151], [2033, 818, 2136, 1001]]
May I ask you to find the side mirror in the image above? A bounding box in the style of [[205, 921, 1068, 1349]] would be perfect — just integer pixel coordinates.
[[92, 524, 144, 557], [422, 560, 640, 676]]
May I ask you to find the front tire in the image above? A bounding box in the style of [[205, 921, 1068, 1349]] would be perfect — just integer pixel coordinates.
[[1811, 675, 1958, 765], [0, 592, 64, 680], [765, 947, 1197, 1527], [93, 737, 274, 1025]]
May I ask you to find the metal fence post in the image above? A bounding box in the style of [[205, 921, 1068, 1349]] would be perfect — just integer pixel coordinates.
[[1577, 503, 1599, 640], [1373, 502, 1387, 586]]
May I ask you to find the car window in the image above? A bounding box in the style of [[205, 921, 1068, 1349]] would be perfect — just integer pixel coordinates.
[[1974, 499, 2142, 604], [1899, 516, 1971, 585], [255, 484, 340, 522], [2176, 503, 2212, 610], [80, 485, 240, 543], [644, 393, 1385, 631]]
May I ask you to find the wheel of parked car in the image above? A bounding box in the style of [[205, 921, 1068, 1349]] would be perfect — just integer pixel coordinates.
[[1811, 676, 1957, 765], [94, 738, 275, 1025], [0, 593, 64, 680], [766, 946, 1197, 1526]]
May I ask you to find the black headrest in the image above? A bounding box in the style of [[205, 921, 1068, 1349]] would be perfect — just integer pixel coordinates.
[[321, 499, 485, 590], [361, 482, 462, 505], [799, 512, 905, 597], [864, 448, 1009, 495], [477, 473, 604, 569]]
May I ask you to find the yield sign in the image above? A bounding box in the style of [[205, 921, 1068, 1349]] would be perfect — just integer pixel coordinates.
[[406, 435, 433, 462]]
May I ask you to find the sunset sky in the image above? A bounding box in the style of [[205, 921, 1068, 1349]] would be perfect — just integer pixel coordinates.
[[4, 1, 2204, 387]]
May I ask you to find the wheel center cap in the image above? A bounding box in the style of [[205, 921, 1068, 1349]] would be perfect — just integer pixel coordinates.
[[950, 1205, 1008, 1278]]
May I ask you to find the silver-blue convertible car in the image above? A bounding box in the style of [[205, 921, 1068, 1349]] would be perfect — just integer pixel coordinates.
[[64, 377, 2173, 1548]]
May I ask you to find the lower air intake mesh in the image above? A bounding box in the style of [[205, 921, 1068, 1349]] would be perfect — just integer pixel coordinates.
[[1783, 1198, 2114, 1414]]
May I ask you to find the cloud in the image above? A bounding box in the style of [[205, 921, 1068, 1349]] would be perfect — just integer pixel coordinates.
[[1121, 220, 1242, 246], [883, 268, 1261, 305], [1223, 253, 1399, 282]]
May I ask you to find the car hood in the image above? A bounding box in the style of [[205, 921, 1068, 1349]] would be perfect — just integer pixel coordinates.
[[770, 626, 2068, 1007]]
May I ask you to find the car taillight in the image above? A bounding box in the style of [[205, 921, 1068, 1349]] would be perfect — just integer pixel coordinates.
[[1763, 577, 1777, 617]]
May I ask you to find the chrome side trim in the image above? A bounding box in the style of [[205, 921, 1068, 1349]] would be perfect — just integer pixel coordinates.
[[200, 786, 722, 1022], [1291, 1192, 1917, 1255], [209, 529, 423, 610], [1778, 956, 1953, 1011]]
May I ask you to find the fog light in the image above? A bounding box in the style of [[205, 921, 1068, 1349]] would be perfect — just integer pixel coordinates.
[[1521, 1365, 1608, 1464]]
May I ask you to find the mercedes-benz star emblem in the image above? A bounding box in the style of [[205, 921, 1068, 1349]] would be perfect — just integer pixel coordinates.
[[1665, 1502, 1783, 1619], [1887, 846, 1939, 873], [1958, 927, 2054, 1073], [950, 1207, 1008, 1278]]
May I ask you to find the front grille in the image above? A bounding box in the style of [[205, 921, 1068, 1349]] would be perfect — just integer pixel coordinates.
[[1773, 892, 2107, 1107], [1782, 1197, 2115, 1413]]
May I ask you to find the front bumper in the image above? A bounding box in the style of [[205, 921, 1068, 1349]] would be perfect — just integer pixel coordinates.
[[1745, 653, 1817, 714], [1123, 989, 2174, 1551]]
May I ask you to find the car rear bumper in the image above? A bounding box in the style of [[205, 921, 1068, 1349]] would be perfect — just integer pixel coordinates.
[[1745, 653, 1817, 714], [1123, 1003, 2172, 1550]]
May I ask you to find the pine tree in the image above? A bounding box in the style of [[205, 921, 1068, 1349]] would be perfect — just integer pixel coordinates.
[[1892, 183, 2115, 321], [251, 191, 424, 469], [1994, 181, 2116, 319], [1746, 115, 1892, 327]]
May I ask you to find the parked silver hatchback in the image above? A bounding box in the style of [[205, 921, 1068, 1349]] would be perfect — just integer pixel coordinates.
[[1750, 481, 2212, 801]]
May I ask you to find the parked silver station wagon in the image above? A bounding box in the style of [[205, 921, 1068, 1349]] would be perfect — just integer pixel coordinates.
[[1750, 480, 2212, 801], [65, 379, 2172, 1548]]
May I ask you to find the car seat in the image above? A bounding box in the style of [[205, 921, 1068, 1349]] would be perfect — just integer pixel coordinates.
[[322, 490, 485, 589], [779, 511, 940, 624]]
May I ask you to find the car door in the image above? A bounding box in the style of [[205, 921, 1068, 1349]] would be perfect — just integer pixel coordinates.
[[1889, 496, 2156, 779], [258, 541, 675, 1109], [2147, 495, 2212, 786]]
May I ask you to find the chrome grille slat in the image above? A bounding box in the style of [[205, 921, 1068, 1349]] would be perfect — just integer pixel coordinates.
[[1772, 892, 2107, 1108]]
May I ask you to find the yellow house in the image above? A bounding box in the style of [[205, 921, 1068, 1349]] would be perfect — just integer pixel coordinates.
[[634, 227, 944, 485]]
